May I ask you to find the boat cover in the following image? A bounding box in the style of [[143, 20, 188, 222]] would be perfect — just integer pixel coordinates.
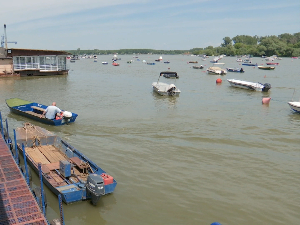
[[153, 82, 177, 92], [6, 98, 33, 107]]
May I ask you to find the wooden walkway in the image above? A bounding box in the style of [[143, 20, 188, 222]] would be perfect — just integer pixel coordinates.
[[0, 135, 49, 225]]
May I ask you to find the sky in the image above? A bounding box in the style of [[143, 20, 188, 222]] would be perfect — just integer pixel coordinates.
[[0, 0, 299, 51]]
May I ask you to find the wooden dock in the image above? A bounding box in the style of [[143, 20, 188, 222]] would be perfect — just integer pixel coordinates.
[[0, 135, 49, 224]]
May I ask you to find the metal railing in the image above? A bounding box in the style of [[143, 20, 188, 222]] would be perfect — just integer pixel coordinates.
[[14, 63, 67, 71]]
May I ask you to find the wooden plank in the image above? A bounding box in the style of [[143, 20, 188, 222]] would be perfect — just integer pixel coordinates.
[[26, 147, 50, 164], [25, 111, 41, 116], [38, 145, 66, 163], [31, 106, 45, 112]]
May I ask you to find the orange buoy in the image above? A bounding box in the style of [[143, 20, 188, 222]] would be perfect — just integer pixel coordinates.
[[262, 97, 271, 104], [216, 78, 222, 83]]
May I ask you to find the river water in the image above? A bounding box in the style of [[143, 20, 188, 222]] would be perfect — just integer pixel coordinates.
[[0, 55, 299, 225]]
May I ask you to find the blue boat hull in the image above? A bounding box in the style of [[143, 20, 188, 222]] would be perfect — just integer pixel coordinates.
[[7, 101, 77, 126], [16, 126, 117, 204]]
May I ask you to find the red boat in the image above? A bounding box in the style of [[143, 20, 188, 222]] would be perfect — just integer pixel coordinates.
[[266, 62, 279, 65], [112, 62, 119, 66]]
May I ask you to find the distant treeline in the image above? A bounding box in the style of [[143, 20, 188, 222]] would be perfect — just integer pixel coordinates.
[[67, 32, 300, 57]]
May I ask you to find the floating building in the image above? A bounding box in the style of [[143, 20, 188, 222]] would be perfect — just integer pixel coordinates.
[[0, 24, 70, 77]]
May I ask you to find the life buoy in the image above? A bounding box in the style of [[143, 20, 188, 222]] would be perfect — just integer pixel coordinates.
[[55, 112, 64, 120]]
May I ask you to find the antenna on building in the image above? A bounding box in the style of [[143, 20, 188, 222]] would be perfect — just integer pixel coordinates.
[[4, 24, 7, 49], [1, 24, 17, 48]]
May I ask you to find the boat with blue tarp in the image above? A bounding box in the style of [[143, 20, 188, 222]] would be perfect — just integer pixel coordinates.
[[15, 123, 117, 205], [6, 98, 78, 126]]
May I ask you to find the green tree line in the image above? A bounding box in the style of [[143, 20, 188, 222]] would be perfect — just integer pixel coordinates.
[[67, 32, 300, 57]]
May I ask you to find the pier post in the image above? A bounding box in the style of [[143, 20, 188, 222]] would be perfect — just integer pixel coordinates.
[[22, 143, 30, 186], [38, 163, 46, 216], [13, 129, 19, 165]]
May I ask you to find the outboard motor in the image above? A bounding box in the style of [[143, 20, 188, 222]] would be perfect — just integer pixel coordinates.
[[167, 85, 176, 96], [62, 111, 72, 123], [86, 174, 105, 205], [262, 83, 271, 92]]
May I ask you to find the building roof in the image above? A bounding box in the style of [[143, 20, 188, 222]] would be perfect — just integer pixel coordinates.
[[6, 48, 71, 56]]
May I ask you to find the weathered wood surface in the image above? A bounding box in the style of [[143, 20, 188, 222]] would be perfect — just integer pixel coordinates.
[[31, 106, 45, 112]]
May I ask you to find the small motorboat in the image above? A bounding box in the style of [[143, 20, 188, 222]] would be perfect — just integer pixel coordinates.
[[226, 68, 244, 73], [188, 61, 198, 63], [102, 62, 108, 64], [112, 62, 120, 66], [207, 67, 227, 75], [164, 61, 170, 63], [258, 66, 275, 70], [152, 73, 181, 96], [147, 62, 155, 65], [266, 62, 279, 65], [227, 79, 271, 92], [193, 65, 204, 69], [288, 102, 300, 113], [152, 82, 181, 96], [242, 63, 258, 66], [6, 98, 78, 126], [160, 71, 179, 79]]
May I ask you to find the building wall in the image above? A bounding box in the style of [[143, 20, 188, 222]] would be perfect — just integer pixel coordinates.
[[0, 58, 13, 75]]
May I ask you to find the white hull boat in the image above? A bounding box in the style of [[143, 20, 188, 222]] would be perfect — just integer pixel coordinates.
[[227, 79, 271, 92], [288, 102, 300, 113], [152, 82, 181, 96], [207, 67, 227, 75]]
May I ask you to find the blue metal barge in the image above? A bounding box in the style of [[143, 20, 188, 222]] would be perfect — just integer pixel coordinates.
[[0, 134, 49, 224], [15, 123, 117, 205]]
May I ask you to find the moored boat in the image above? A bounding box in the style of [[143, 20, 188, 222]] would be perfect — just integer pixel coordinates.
[[226, 68, 244, 73], [227, 79, 271, 92], [258, 66, 275, 70], [266, 62, 279, 65], [193, 65, 204, 69], [112, 62, 120, 66], [152, 73, 181, 96], [6, 98, 78, 126], [242, 63, 258, 66], [160, 71, 179, 79], [207, 67, 227, 75], [15, 123, 117, 205], [288, 102, 300, 113], [152, 82, 181, 96]]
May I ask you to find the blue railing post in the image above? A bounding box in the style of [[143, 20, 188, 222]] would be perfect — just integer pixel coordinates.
[[5, 118, 9, 140], [58, 194, 65, 225], [0, 112, 3, 138], [22, 143, 30, 186], [13, 129, 19, 165], [38, 163, 46, 216]]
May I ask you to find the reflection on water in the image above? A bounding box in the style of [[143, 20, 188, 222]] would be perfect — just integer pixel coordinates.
[[152, 92, 178, 108]]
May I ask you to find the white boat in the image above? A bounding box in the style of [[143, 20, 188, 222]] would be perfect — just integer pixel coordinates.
[[207, 67, 227, 75], [227, 79, 271, 92], [236, 58, 243, 62], [152, 82, 181, 96], [102, 62, 108, 64], [152, 73, 181, 96], [288, 102, 300, 113]]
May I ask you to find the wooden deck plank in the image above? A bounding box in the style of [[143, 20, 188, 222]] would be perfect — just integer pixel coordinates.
[[26, 147, 50, 164], [31, 106, 45, 112]]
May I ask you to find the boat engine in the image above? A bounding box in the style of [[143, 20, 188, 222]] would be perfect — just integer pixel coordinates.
[[167, 85, 176, 96], [262, 83, 271, 92], [86, 174, 105, 205]]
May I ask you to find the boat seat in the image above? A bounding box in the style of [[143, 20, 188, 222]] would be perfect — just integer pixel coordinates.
[[31, 106, 45, 112]]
